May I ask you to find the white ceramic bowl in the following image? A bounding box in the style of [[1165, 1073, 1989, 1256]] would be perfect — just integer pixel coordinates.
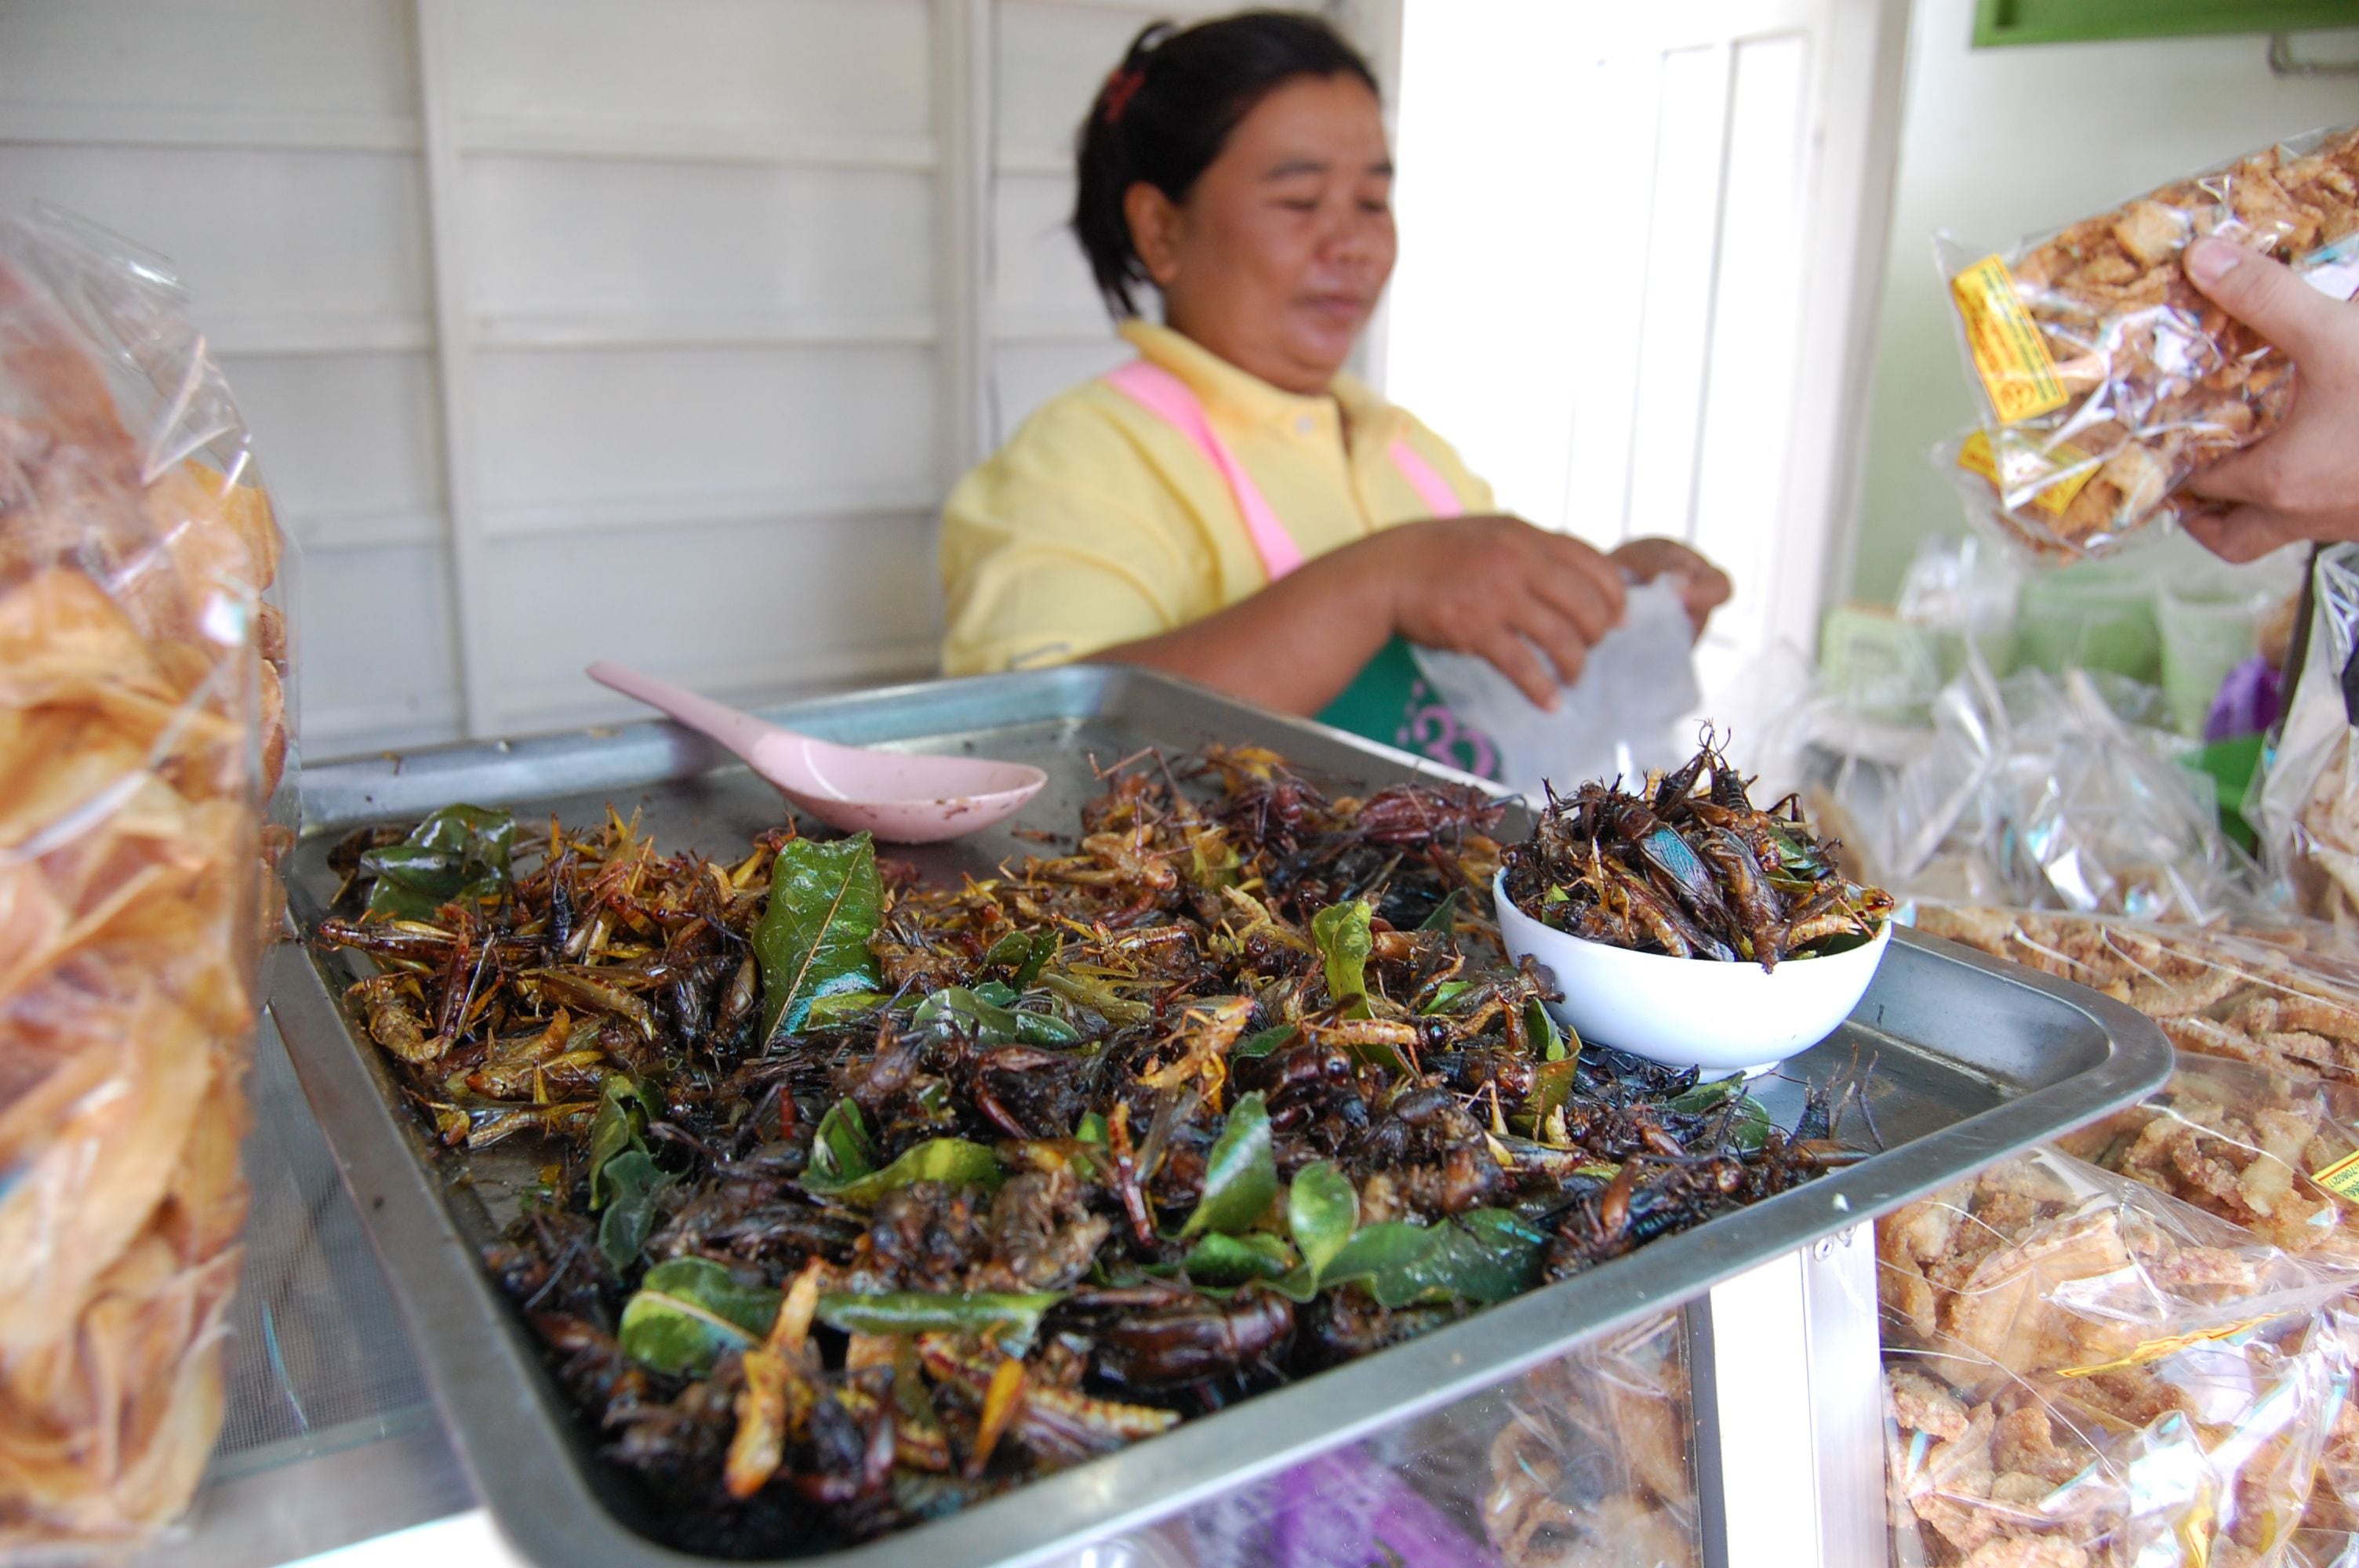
[[1492, 868, 1893, 1075]]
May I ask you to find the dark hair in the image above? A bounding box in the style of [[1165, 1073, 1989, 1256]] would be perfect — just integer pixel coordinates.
[[1072, 10, 1380, 318]]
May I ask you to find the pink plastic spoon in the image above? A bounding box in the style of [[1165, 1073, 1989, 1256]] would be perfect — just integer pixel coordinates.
[[587, 662, 1046, 844]]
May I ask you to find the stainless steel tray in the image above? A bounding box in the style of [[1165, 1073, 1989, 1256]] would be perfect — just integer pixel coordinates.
[[270, 666, 2172, 1568]]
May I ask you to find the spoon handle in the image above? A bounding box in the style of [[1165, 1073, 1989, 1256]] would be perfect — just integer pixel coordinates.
[[586, 661, 782, 760]]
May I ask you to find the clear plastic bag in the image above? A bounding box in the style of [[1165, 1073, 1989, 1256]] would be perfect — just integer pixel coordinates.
[[1412, 579, 1700, 801], [2255, 546, 2359, 929], [1790, 653, 2255, 923], [1936, 123, 2359, 562], [1912, 906, 2359, 1088], [0, 206, 290, 1552], [2056, 1051, 2359, 1267], [1172, 1308, 1699, 1568], [1878, 1146, 2356, 1566]]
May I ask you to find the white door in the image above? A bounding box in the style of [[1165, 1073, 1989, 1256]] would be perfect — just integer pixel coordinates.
[[1379, 0, 1910, 710]]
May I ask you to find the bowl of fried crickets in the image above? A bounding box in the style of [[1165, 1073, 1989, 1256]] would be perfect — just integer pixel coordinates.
[[1496, 737, 1895, 1075]]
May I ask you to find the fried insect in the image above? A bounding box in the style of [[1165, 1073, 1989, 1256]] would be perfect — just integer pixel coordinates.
[[315, 747, 1859, 1554], [1503, 733, 1892, 969]]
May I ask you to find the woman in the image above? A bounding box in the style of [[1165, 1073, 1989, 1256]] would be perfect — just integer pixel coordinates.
[[940, 11, 1728, 772]]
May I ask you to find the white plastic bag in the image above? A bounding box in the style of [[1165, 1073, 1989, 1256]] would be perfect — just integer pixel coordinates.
[[1413, 579, 1699, 800]]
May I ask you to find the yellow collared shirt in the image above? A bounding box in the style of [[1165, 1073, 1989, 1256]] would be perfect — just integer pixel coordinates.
[[939, 319, 1494, 676]]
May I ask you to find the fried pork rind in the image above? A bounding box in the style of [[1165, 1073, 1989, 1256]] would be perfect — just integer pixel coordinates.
[[0, 209, 287, 1553], [1938, 123, 2359, 561], [1916, 906, 2359, 1090], [2058, 1052, 2359, 1267], [1878, 1148, 2355, 1566], [1480, 1311, 1699, 1568]]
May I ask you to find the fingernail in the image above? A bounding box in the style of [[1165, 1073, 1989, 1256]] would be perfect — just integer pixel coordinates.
[[2186, 236, 2241, 287]]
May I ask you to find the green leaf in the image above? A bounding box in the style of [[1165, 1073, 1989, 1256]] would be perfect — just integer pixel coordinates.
[[1526, 1058, 1580, 1137], [618, 1258, 781, 1378], [1526, 998, 1571, 1062], [802, 990, 890, 1029], [1412, 1209, 1547, 1305], [1728, 1094, 1775, 1152], [1321, 1221, 1442, 1296], [1233, 1025, 1296, 1061], [815, 1290, 1060, 1350], [1287, 1162, 1359, 1281], [913, 985, 1079, 1047], [595, 1151, 663, 1272], [809, 1098, 878, 1189], [1076, 1110, 1108, 1145], [1180, 1091, 1277, 1238], [1418, 887, 1463, 935], [1419, 980, 1474, 1015], [754, 833, 884, 1044], [1669, 1075, 1744, 1115], [1183, 1232, 1296, 1287], [362, 804, 516, 920], [981, 933, 1056, 985], [1310, 901, 1375, 1018], [804, 1136, 1003, 1205], [588, 1076, 661, 1210]]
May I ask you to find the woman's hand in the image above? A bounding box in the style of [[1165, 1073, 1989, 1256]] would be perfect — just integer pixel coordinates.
[[1370, 515, 1629, 709], [1608, 536, 1732, 634], [2178, 236, 2359, 563]]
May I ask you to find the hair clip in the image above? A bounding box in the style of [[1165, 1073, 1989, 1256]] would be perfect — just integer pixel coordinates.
[[1103, 66, 1146, 124]]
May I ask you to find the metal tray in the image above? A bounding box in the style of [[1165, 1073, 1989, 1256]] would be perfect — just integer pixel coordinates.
[[270, 666, 2173, 1568]]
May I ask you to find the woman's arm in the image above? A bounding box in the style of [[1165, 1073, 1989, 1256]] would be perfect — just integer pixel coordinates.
[[1096, 515, 1637, 715]]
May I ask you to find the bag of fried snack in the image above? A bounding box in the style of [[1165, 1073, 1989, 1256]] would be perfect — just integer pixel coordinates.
[[0, 207, 292, 1552], [1915, 904, 2359, 1089], [1936, 123, 2359, 562], [1477, 1310, 1699, 1568], [2255, 546, 2359, 930], [2056, 1051, 2359, 1267], [1878, 1147, 2357, 1566]]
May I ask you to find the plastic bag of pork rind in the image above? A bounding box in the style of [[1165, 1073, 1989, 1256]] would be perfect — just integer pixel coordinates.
[[0, 206, 293, 1552], [2055, 1050, 2359, 1268], [1913, 904, 2359, 1090], [1936, 123, 2359, 563], [1878, 1146, 2356, 1566]]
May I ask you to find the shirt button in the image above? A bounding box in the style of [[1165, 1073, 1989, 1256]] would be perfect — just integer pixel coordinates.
[[1296, 416, 1315, 434]]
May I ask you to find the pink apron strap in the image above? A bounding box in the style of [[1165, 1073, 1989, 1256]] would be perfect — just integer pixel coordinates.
[[1387, 436, 1463, 520], [1105, 359, 1307, 583]]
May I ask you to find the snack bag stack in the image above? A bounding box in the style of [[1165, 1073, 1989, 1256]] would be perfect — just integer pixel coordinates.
[[1939, 125, 2359, 561], [0, 210, 290, 1551]]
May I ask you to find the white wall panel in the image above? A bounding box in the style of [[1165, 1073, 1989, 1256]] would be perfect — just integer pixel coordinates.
[[463, 162, 935, 329], [0, 0, 417, 127], [992, 338, 1130, 444], [483, 514, 941, 729], [222, 354, 447, 545], [449, 0, 932, 144], [296, 545, 467, 751], [471, 346, 937, 518], [0, 147, 430, 336]]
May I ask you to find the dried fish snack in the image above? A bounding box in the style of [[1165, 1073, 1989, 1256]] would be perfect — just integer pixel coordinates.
[[1501, 731, 1892, 969], [2056, 1051, 2359, 1266], [1878, 1147, 2355, 1567], [0, 209, 288, 1552], [1938, 123, 2359, 561], [1914, 905, 2359, 1089], [315, 746, 1868, 1555]]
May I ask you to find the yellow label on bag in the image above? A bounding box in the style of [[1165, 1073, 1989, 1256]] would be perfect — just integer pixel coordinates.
[[1956, 429, 2098, 520], [2313, 1147, 2359, 1200], [2057, 1315, 2277, 1378], [1953, 255, 2069, 423]]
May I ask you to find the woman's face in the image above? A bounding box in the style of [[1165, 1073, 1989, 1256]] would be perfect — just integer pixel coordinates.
[[1128, 73, 1396, 395]]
